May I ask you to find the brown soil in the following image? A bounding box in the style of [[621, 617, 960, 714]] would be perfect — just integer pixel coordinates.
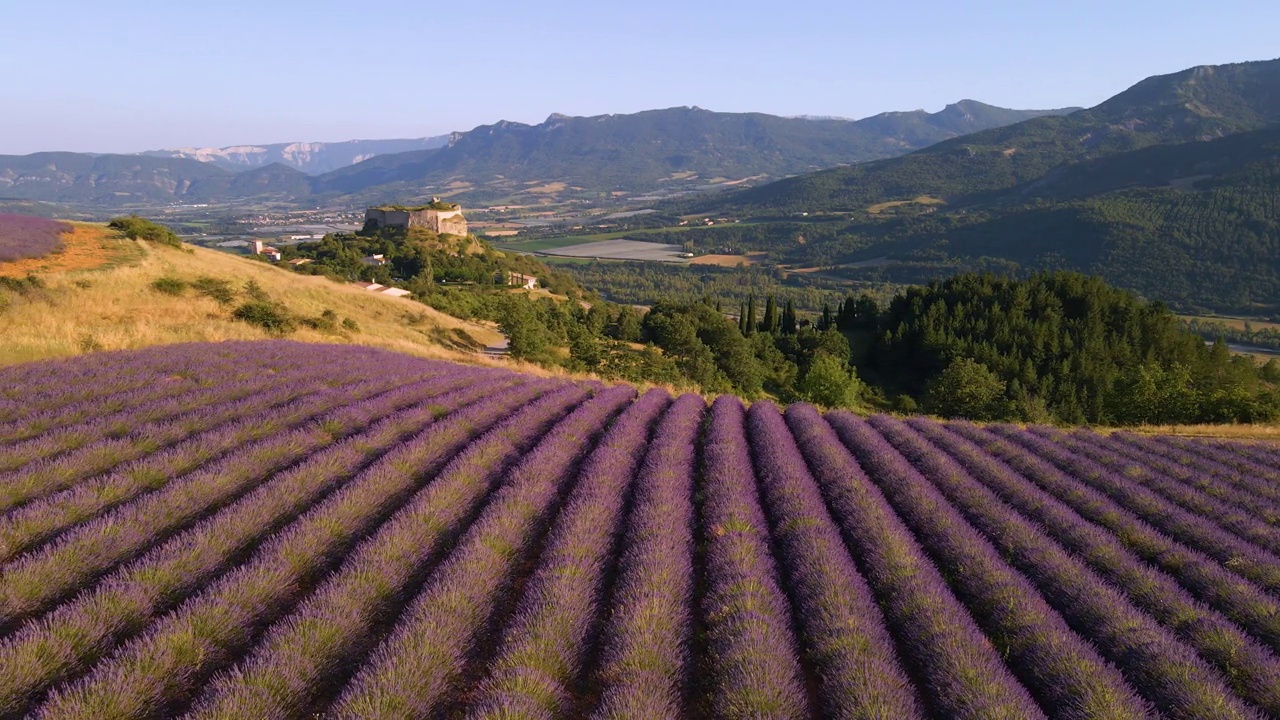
[[689, 252, 767, 267], [0, 224, 134, 277]]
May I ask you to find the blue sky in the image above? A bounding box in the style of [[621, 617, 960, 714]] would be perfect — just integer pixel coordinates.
[[2, 0, 1277, 154]]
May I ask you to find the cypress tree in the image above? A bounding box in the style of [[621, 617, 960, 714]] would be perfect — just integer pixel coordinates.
[[782, 299, 797, 334], [746, 295, 757, 335], [762, 296, 778, 334]]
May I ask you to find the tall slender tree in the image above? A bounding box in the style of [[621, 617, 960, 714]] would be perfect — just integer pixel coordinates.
[[782, 299, 797, 334], [761, 296, 778, 334]]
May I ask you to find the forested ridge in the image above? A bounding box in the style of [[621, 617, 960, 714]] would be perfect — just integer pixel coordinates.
[[490, 266, 1280, 425], [666, 59, 1280, 314]]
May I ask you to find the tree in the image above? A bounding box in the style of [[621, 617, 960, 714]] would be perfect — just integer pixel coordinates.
[[746, 295, 757, 335], [611, 307, 643, 342], [498, 297, 553, 362], [781, 299, 797, 335], [761, 296, 778, 334], [923, 357, 1007, 420], [567, 323, 604, 370], [797, 354, 862, 408]]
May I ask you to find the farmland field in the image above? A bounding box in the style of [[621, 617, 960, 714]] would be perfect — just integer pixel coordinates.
[[5, 341, 1280, 719], [536, 238, 688, 263], [0, 215, 70, 263]]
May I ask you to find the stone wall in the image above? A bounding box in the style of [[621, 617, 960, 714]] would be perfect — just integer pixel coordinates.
[[365, 207, 467, 236]]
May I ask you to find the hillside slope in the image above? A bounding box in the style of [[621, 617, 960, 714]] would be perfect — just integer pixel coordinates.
[[762, 120, 1280, 313], [0, 231, 503, 365], [715, 58, 1280, 214]]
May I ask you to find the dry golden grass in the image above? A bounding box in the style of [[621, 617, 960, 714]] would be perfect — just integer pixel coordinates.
[[0, 233, 677, 392], [1178, 314, 1280, 332], [689, 252, 768, 267], [0, 237, 508, 367], [0, 223, 139, 278], [1106, 423, 1280, 442], [524, 182, 567, 195], [866, 195, 946, 215]]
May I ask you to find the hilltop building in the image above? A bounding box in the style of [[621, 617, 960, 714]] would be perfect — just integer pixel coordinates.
[[365, 199, 468, 236]]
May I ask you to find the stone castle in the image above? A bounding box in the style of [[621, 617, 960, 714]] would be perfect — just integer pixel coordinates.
[[364, 199, 467, 236]]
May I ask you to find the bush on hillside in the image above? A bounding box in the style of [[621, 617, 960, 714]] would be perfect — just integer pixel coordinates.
[[191, 277, 237, 305], [797, 354, 862, 409], [108, 216, 182, 248], [233, 301, 296, 336], [150, 277, 187, 296], [924, 357, 1007, 420]]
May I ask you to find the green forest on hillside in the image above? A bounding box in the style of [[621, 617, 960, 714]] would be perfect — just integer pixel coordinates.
[[494, 269, 1280, 425], [258, 222, 1280, 425]]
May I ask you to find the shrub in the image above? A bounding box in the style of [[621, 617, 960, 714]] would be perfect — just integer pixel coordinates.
[[342, 317, 360, 332], [232, 301, 295, 335], [924, 357, 1007, 420], [0, 275, 45, 295], [244, 280, 270, 303], [300, 309, 340, 332], [191, 277, 237, 306], [151, 277, 188, 296], [107, 216, 182, 248], [797, 353, 862, 408]]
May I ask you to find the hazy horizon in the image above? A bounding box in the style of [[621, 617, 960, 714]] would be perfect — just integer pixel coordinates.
[[3, 0, 1278, 155]]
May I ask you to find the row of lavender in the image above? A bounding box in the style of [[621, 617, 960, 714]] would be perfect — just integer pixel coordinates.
[[4, 341, 1280, 718], [0, 214, 68, 262]]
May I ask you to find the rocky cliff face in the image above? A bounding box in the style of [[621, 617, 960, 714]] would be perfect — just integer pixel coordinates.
[[141, 136, 450, 174]]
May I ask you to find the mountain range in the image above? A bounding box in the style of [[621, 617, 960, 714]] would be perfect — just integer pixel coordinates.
[[139, 136, 450, 174], [711, 59, 1280, 214], [0, 101, 1075, 207], [691, 58, 1280, 315]]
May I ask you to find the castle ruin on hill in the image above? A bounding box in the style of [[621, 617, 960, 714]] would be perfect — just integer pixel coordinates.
[[364, 199, 467, 236]]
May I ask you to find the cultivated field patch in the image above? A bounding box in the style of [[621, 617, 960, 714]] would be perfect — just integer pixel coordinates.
[[690, 251, 768, 267], [0, 223, 138, 278], [2, 341, 1280, 718], [0, 215, 69, 263], [539, 238, 688, 262]]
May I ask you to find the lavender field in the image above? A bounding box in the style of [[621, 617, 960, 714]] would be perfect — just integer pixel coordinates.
[[4, 341, 1280, 719], [0, 215, 69, 262]]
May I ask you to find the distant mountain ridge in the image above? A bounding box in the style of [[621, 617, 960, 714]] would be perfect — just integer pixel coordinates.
[[141, 136, 450, 175], [314, 102, 1078, 200], [687, 58, 1280, 314], [0, 101, 1074, 207], [712, 58, 1280, 214]]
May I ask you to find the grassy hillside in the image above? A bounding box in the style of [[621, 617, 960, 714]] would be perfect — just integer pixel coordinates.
[[0, 227, 505, 365]]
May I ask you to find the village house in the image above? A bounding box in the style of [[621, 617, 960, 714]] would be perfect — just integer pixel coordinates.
[[248, 239, 282, 262], [360, 254, 388, 266], [496, 270, 539, 290], [352, 280, 414, 298]]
